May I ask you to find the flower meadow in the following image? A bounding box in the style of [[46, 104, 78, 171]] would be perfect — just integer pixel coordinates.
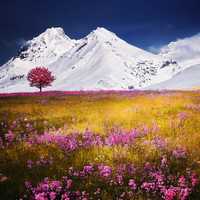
[[1, 91, 200, 199]]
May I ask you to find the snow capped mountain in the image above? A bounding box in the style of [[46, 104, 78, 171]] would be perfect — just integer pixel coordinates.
[[147, 64, 200, 90], [47, 27, 180, 90], [148, 34, 200, 90], [17, 27, 75, 63], [0, 27, 181, 92], [160, 33, 200, 69], [0, 27, 76, 92]]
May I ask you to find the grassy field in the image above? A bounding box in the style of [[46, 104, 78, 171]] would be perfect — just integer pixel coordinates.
[[0, 91, 200, 199]]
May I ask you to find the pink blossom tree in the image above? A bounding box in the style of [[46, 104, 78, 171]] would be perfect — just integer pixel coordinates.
[[27, 67, 55, 92]]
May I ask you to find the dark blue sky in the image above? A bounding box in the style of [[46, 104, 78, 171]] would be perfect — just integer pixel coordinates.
[[0, 0, 200, 65]]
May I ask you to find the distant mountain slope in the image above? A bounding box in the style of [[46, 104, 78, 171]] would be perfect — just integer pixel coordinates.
[[0, 27, 182, 92], [47, 27, 180, 90], [147, 64, 200, 90], [160, 33, 200, 69], [148, 33, 200, 90]]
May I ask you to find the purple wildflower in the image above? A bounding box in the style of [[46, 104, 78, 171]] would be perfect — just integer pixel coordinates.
[[152, 137, 167, 150], [172, 148, 187, 159], [190, 172, 198, 187], [66, 179, 73, 189], [161, 156, 168, 168], [49, 180, 62, 192], [177, 112, 188, 121], [35, 192, 47, 200], [141, 182, 156, 192], [128, 179, 137, 190], [83, 165, 94, 175], [5, 130, 15, 144], [116, 175, 123, 185], [178, 176, 187, 188], [27, 160, 34, 169], [98, 165, 112, 178], [179, 188, 191, 200], [163, 187, 177, 200], [49, 192, 56, 200], [25, 181, 32, 190]]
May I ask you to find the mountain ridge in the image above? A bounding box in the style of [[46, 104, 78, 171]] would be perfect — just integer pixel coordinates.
[[0, 27, 188, 92]]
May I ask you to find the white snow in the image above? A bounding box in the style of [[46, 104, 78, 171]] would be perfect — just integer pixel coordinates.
[[148, 65, 200, 90], [147, 33, 200, 90], [160, 33, 200, 69], [0, 27, 199, 92], [47, 27, 171, 91]]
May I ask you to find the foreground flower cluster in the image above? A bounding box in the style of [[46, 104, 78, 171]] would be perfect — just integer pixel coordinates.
[[0, 126, 149, 150], [24, 158, 199, 200], [0, 120, 200, 199], [1, 91, 200, 200]]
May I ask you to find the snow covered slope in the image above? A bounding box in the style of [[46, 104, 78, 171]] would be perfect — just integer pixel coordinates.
[[148, 34, 200, 90], [148, 65, 200, 90], [0, 27, 180, 92], [160, 33, 200, 70], [0, 27, 76, 92], [47, 28, 180, 90]]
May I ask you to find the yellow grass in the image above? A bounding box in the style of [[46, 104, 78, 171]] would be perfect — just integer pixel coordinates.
[[1, 91, 200, 158], [1, 91, 200, 199]]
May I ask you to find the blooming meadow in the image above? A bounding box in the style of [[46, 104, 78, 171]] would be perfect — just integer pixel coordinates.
[[0, 91, 200, 199]]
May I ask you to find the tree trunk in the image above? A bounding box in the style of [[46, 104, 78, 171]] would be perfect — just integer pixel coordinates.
[[39, 85, 42, 92]]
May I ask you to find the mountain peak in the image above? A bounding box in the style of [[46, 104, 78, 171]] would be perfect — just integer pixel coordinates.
[[16, 27, 74, 62], [44, 27, 64, 33], [37, 27, 71, 41], [0, 26, 184, 92], [94, 27, 114, 34], [87, 27, 117, 41]]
